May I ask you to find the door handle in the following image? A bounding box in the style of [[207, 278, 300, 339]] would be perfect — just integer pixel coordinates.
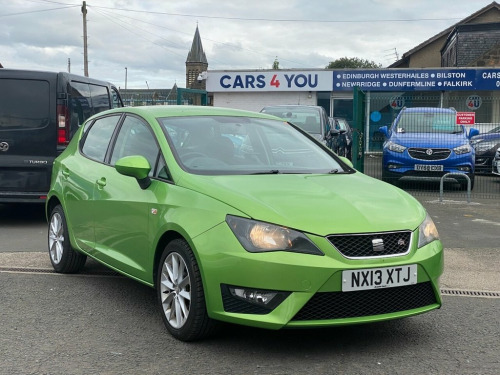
[[96, 178, 107, 187], [61, 169, 70, 178]]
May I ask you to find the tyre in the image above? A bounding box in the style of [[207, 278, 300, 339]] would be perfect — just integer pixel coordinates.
[[156, 239, 216, 341], [48, 205, 87, 273]]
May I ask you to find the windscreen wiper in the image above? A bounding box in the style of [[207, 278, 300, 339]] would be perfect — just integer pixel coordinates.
[[251, 170, 281, 175]]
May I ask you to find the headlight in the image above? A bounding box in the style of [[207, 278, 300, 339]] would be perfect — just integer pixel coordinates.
[[418, 213, 440, 248], [387, 141, 406, 153], [454, 144, 472, 155], [226, 215, 323, 255], [475, 141, 498, 152]]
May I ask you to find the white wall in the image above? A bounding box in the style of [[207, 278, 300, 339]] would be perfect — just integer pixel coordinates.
[[212, 92, 317, 112]]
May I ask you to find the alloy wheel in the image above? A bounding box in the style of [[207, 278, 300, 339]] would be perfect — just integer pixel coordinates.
[[160, 252, 191, 329], [48, 212, 64, 265]]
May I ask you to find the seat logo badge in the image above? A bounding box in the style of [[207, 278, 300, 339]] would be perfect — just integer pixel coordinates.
[[398, 239, 406, 246], [0, 142, 9, 152], [372, 238, 385, 252], [426, 149, 433, 155]]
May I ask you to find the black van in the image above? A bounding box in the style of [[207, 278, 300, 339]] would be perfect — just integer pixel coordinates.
[[0, 69, 123, 203]]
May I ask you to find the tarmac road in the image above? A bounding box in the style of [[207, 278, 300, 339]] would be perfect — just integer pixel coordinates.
[[0, 197, 499, 374]]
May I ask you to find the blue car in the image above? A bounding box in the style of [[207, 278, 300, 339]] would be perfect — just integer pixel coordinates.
[[379, 107, 479, 189]]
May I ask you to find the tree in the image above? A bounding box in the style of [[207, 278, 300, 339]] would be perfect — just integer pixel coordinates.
[[272, 57, 280, 70], [326, 57, 381, 69]]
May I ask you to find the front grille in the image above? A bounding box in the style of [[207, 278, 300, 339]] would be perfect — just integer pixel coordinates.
[[327, 231, 411, 258], [292, 282, 437, 321], [408, 147, 451, 160]]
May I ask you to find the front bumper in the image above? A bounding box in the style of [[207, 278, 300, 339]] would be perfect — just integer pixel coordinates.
[[382, 150, 474, 183], [194, 222, 444, 330]]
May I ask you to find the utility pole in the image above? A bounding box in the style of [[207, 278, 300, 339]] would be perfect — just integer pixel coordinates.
[[125, 67, 127, 90], [68, 58, 71, 73], [82, 1, 89, 77]]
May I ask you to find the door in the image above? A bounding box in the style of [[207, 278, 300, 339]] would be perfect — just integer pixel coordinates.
[[92, 114, 160, 281], [62, 114, 123, 253], [0, 75, 56, 199]]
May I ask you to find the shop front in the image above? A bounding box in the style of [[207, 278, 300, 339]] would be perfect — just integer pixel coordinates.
[[206, 68, 500, 153]]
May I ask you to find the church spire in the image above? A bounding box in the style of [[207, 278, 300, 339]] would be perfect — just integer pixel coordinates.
[[186, 25, 208, 90], [186, 25, 207, 64]]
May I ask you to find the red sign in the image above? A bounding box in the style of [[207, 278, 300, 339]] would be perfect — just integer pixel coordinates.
[[456, 112, 475, 125]]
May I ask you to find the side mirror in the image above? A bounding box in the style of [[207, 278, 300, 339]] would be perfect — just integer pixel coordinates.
[[115, 155, 152, 189], [379, 126, 389, 138], [468, 128, 479, 139]]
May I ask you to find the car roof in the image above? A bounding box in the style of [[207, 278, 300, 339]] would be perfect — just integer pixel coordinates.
[[400, 107, 456, 114], [100, 105, 282, 120], [262, 105, 322, 110]]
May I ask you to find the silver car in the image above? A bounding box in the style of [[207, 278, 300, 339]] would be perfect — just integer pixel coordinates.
[[493, 148, 500, 176]]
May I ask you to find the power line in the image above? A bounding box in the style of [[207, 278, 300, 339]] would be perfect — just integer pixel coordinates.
[[0, 5, 79, 17], [90, 6, 309, 68], [89, 4, 464, 24]]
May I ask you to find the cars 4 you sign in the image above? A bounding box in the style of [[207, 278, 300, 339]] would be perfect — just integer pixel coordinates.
[[206, 70, 333, 92]]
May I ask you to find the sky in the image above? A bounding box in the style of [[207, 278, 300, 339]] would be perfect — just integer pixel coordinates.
[[1, 0, 497, 89]]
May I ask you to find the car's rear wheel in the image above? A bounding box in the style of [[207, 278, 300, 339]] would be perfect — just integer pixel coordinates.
[[156, 239, 216, 341], [48, 205, 86, 273]]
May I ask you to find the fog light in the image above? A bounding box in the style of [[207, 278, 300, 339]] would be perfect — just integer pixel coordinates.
[[388, 164, 400, 169], [231, 287, 276, 305], [457, 166, 471, 172], [225, 285, 290, 310]]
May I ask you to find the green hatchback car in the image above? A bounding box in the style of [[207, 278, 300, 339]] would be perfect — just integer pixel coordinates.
[[46, 106, 443, 341]]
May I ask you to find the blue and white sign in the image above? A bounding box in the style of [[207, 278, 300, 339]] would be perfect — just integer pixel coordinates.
[[207, 68, 500, 92], [206, 70, 333, 92], [333, 69, 500, 91]]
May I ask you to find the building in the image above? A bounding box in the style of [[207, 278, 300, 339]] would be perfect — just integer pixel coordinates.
[[186, 25, 208, 91], [390, 1, 500, 68], [205, 2, 500, 152]]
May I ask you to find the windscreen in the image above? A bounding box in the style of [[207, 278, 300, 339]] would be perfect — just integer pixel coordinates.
[[159, 116, 347, 175], [396, 112, 462, 134]]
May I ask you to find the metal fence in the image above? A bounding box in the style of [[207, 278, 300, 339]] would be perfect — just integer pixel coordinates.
[[359, 93, 500, 200]]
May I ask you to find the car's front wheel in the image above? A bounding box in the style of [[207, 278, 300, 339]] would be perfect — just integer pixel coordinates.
[[48, 205, 87, 273], [156, 239, 216, 341]]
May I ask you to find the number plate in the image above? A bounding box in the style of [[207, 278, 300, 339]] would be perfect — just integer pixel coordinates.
[[342, 264, 417, 292], [415, 164, 443, 171], [415, 164, 443, 172]]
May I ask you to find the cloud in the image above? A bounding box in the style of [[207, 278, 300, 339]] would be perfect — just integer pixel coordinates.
[[1, 0, 495, 89]]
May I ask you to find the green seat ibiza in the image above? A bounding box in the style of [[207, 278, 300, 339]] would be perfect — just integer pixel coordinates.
[[46, 106, 443, 341]]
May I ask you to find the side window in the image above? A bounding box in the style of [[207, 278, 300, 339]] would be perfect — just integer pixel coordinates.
[[110, 115, 159, 176], [111, 87, 123, 108], [69, 82, 92, 126], [156, 156, 171, 180], [89, 84, 111, 114], [81, 115, 121, 162]]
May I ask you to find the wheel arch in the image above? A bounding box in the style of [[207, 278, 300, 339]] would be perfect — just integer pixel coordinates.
[[153, 230, 193, 287], [46, 195, 62, 221]]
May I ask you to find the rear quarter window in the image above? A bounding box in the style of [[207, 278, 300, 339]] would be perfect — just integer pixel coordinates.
[[0, 79, 50, 130]]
